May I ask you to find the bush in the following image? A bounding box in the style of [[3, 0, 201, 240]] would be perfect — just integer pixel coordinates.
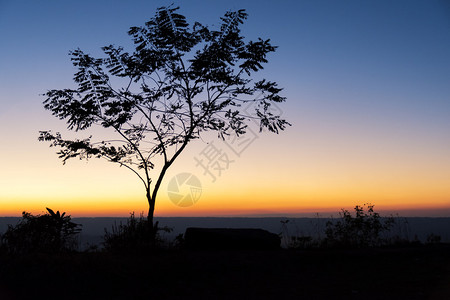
[[426, 233, 441, 244], [1, 208, 81, 254], [103, 212, 172, 253], [325, 204, 394, 248]]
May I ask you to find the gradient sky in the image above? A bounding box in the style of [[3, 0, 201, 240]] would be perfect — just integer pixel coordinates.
[[1, 0, 449, 217]]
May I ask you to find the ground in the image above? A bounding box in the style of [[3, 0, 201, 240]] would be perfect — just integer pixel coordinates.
[[0, 245, 449, 299]]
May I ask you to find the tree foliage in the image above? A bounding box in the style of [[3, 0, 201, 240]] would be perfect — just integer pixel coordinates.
[[39, 5, 289, 221]]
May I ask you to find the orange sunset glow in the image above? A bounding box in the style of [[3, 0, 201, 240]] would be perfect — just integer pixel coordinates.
[[1, 0, 449, 218]]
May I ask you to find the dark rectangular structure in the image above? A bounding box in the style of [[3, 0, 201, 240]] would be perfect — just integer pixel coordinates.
[[184, 227, 281, 250]]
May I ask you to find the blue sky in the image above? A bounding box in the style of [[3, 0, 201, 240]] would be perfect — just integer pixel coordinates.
[[2, 0, 449, 120], [0, 0, 449, 216]]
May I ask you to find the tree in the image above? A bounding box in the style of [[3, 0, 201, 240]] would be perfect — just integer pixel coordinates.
[[39, 5, 289, 229]]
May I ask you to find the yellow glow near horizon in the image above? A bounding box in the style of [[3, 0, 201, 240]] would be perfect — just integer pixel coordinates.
[[1, 1, 450, 220], [1, 129, 450, 217], [2, 179, 449, 217]]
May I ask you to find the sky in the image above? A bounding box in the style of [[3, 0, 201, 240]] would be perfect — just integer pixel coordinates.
[[0, 0, 449, 217]]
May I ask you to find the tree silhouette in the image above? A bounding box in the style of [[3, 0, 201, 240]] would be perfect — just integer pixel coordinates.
[[39, 5, 289, 228]]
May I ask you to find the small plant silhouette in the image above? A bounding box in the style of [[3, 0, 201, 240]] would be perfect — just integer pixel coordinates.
[[426, 233, 441, 244], [103, 212, 172, 253], [325, 204, 395, 248], [0, 208, 81, 254]]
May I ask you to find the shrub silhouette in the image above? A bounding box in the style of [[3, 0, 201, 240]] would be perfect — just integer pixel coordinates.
[[426, 233, 441, 244], [103, 213, 172, 253], [325, 204, 394, 248], [1, 208, 81, 254]]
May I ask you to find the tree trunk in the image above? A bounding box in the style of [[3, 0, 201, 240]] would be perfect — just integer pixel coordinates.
[[146, 188, 155, 234]]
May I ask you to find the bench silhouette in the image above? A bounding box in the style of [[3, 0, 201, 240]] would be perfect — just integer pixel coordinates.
[[184, 227, 281, 250]]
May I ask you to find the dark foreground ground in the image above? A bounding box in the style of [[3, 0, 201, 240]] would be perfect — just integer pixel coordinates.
[[1, 245, 449, 299]]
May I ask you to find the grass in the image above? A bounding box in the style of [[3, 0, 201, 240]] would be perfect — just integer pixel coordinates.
[[0, 245, 449, 299]]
